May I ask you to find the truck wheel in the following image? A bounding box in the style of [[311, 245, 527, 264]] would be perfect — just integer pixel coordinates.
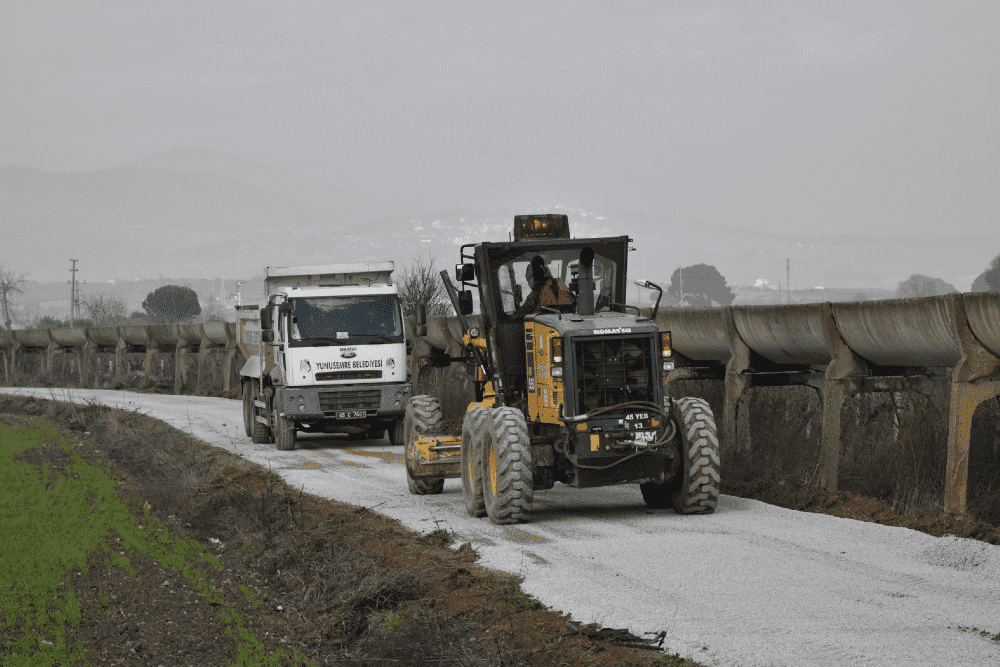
[[388, 417, 405, 446], [404, 396, 445, 495], [641, 397, 719, 514], [461, 407, 491, 517], [250, 385, 272, 444], [481, 407, 533, 524], [242, 382, 253, 437], [273, 407, 296, 451]]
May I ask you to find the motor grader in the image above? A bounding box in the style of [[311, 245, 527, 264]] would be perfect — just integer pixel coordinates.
[[404, 214, 719, 524]]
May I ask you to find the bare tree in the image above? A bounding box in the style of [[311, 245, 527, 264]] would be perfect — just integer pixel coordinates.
[[82, 294, 129, 326], [200, 296, 229, 322], [989, 253, 1000, 271], [396, 254, 453, 317], [0, 263, 28, 330]]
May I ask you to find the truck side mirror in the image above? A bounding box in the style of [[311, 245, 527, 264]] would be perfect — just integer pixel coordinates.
[[261, 329, 274, 343], [260, 306, 272, 330], [458, 290, 473, 315], [456, 263, 475, 281], [415, 303, 427, 337]]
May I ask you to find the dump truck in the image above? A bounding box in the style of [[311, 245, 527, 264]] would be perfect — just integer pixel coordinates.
[[238, 263, 411, 450], [404, 215, 719, 523]]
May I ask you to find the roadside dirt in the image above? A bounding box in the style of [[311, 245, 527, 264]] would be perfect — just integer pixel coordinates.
[[1, 395, 696, 666]]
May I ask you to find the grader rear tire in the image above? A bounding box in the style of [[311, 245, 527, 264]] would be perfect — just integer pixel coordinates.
[[481, 407, 533, 524], [641, 397, 719, 514], [461, 407, 492, 517], [404, 395, 445, 495]]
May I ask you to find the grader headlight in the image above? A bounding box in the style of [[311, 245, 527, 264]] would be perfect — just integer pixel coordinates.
[[660, 331, 672, 358], [551, 336, 564, 377]]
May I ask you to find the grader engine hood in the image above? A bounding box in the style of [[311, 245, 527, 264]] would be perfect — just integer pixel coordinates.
[[524, 312, 663, 421]]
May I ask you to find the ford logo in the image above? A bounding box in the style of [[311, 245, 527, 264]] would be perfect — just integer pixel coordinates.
[[341, 351, 357, 359]]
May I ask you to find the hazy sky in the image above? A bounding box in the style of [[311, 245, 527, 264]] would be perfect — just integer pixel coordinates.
[[2, 0, 998, 238]]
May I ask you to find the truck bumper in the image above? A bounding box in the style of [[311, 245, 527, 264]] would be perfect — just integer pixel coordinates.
[[275, 382, 412, 420]]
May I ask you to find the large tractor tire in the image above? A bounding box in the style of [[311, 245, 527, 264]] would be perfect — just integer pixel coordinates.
[[481, 407, 533, 524], [404, 395, 445, 495], [250, 384, 272, 445], [460, 407, 492, 517], [242, 381, 254, 437], [640, 397, 719, 514], [273, 407, 296, 451]]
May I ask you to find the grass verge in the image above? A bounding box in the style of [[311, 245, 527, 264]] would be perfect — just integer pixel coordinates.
[[1, 394, 699, 666]]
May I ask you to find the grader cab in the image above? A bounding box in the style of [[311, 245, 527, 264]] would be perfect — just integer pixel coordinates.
[[403, 214, 720, 524]]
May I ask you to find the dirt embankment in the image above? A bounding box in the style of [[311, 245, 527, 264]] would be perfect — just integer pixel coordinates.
[[1, 394, 697, 666]]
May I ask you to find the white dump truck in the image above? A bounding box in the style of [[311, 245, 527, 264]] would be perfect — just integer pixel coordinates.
[[238, 263, 411, 450]]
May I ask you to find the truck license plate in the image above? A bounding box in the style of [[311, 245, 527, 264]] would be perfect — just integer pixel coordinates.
[[336, 411, 367, 419]]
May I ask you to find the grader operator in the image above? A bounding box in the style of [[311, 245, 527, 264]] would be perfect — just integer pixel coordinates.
[[404, 214, 720, 525]]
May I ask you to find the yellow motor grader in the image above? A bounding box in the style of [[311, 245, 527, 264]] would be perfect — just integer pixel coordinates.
[[404, 214, 719, 524]]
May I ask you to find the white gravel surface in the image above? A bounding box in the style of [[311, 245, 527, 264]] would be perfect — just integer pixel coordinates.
[[6, 387, 1000, 666]]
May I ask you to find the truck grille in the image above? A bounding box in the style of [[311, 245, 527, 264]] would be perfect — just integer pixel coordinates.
[[316, 370, 383, 381], [574, 336, 654, 414], [319, 389, 381, 412]]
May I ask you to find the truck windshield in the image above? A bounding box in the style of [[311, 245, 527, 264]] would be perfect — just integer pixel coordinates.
[[289, 296, 402, 344]]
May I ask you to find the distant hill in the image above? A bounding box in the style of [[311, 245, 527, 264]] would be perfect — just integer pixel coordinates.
[[2, 150, 997, 292]]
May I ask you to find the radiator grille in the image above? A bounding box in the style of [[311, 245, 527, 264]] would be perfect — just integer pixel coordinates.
[[316, 370, 383, 381], [574, 336, 655, 414], [319, 389, 381, 412]]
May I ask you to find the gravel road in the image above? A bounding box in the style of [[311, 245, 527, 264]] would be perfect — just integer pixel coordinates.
[[6, 387, 1000, 667]]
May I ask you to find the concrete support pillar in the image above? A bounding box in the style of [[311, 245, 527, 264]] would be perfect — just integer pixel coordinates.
[[142, 344, 159, 389], [46, 342, 61, 378], [81, 341, 98, 387], [943, 293, 1000, 514], [945, 381, 1000, 514], [10, 341, 22, 383], [114, 335, 126, 378], [722, 308, 752, 453], [817, 302, 869, 493], [175, 341, 193, 394]]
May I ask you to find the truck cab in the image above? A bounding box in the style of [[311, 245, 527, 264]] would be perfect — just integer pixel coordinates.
[[239, 263, 411, 450]]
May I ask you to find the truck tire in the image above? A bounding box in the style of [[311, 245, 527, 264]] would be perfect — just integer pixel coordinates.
[[641, 397, 719, 514], [404, 396, 445, 495], [481, 407, 533, 524], [461, 407, 491, 517], [251, 384, 272, 444], [273, 407, 296, 451], [242, 381, 253, 437], [388, 417, 405, 446]]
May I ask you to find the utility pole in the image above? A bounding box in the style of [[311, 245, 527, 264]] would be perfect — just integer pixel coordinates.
[[69, 259, 78, 326], [786, 259, 791, 304], [679, 267, 684, 306]]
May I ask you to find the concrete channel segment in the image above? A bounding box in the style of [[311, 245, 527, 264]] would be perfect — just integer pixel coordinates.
[[3, 293, 1000, 514]]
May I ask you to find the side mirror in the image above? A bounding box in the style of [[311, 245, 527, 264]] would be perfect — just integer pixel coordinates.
[[261, 329, 274, 343], [458, 290, 473, 315], [415, 303, 427, 337], [260, 307, 272, 330], [455, 263, 475, 281]]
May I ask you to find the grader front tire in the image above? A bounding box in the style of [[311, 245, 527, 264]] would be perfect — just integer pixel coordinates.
[[404, 395, 446, 495], [481, 407, 533, 524], [461, 407, 492, 517], [642, 396, 720, 514]]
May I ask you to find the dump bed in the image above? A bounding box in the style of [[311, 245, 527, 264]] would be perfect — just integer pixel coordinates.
[[264, 263, 394, 298]]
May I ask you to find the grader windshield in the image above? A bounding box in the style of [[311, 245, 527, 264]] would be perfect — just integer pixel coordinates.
[[497, 249, 618, 317]]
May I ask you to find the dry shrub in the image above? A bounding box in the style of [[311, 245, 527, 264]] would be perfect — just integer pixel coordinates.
[[838, 390, 946, 518]]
